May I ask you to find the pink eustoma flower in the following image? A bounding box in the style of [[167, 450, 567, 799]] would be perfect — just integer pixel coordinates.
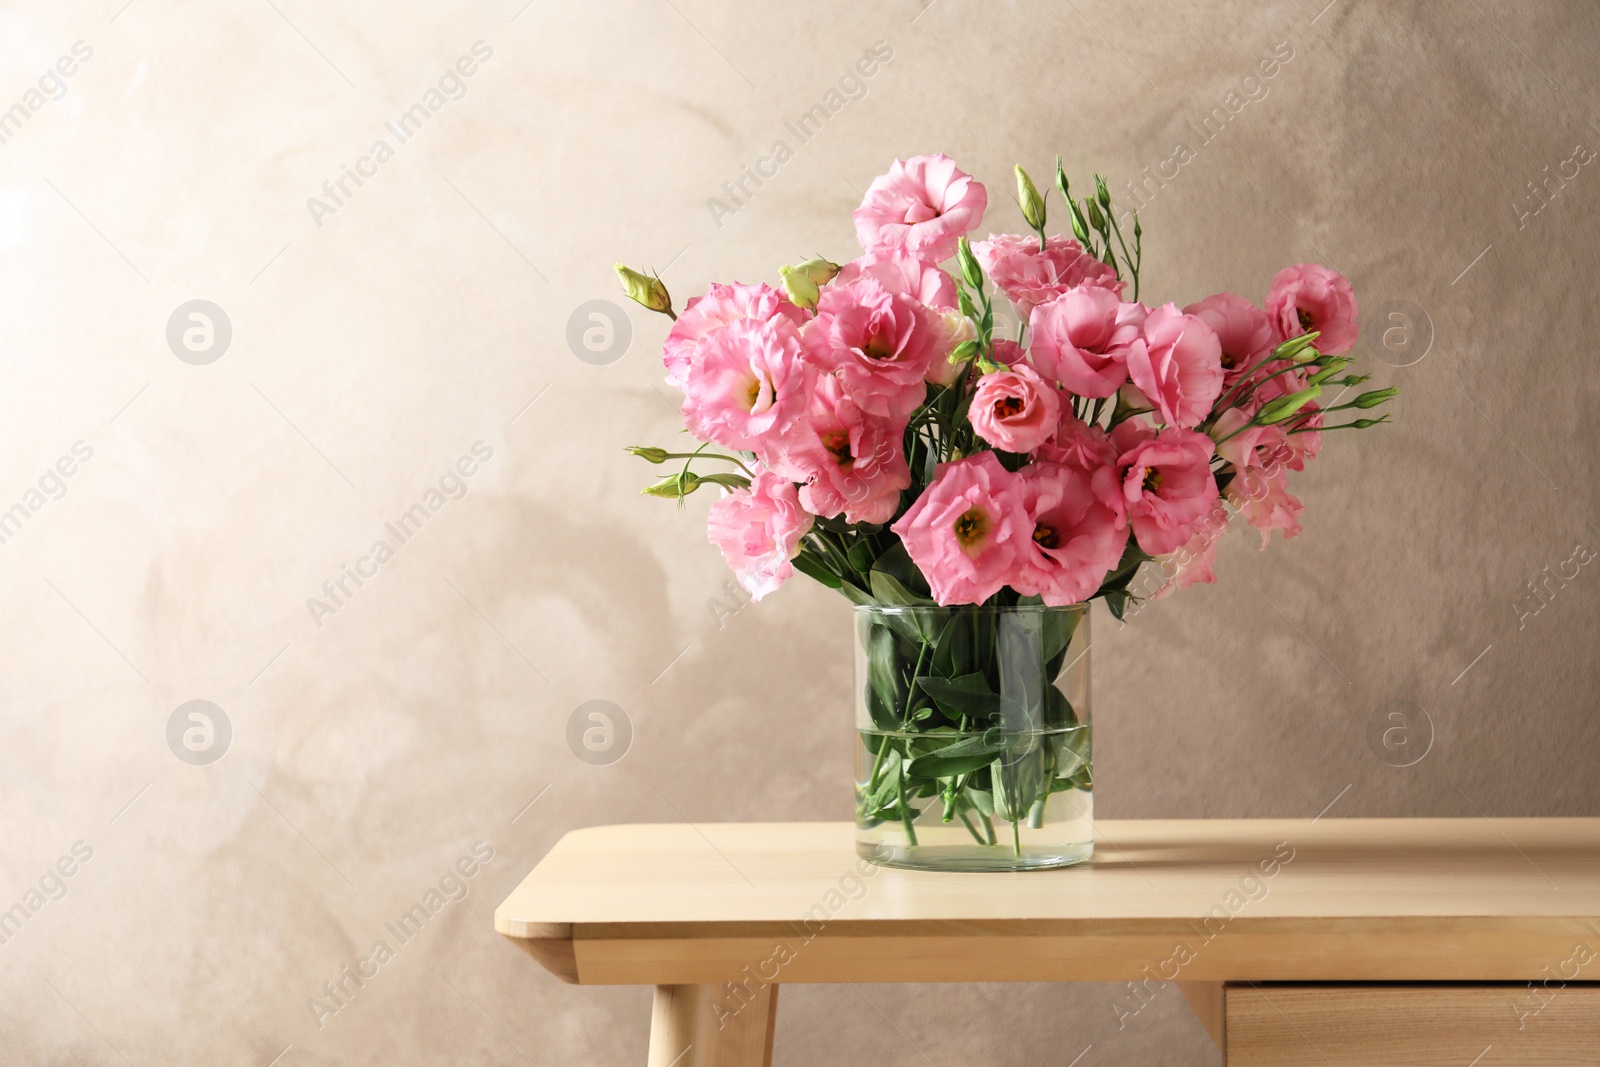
[[680, 318, 811, 453], [706, 469, 814, 601], [835, 250, 957, 309], [1027, 287, 1148, 398], [1126, 304, 1225, 430], [891, 452, 1029, 605], [1111, 421, 1220, 555], [1212, 408, 1292, 474], [1035, 412, 1118, 472], [1010, 461, 1128, 606], [780, 374, 910, 525], [1226, 464, 1304, 547], [1265, 263, 1359, 355], [969, 363, 1061, 454], [853, 154, 987, 263], [1153, 519, 1227, 599], [663, 282, 808, 390], [802, 276, 939, 419], [973, 233, 1124, 315], [1184, 292, 1275, 389]]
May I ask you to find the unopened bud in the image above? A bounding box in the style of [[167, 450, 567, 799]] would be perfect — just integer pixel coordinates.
[[956, 236, 984, 290], [792, 257, 839, 286], [1094, 173, 1112, 210], [615, 264, 673, 315], [1255, 385, 1323, 425], [1353, 387, 1399, 409], [627, 446, 670, 463], [778, 264, 820, 310], [1015, 165, 1046, 230], [1273, 332, 1321, 361], [642, 472, 700, 498], [1086, 200, 1106, 231]]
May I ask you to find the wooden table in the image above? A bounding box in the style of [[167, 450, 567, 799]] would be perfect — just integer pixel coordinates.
[[495, 819, 1600, 1066]]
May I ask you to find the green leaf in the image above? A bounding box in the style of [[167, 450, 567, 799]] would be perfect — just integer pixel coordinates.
[[869, 542, 932, 599], [869, 569, 930, 608], [792, 550, 841, 589], [906, 729, 1012, 779], [845, 538, 876, 575], [916, 673, 1001, 720], [931, 612, 969, 678], [865, 624, 904, 729]]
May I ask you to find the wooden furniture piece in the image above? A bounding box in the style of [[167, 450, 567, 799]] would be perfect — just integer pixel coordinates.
[[495, 819, 1600, 1065]]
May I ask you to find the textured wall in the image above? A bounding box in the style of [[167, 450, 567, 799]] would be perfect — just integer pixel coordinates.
[[1, 1, 1597, 1064]]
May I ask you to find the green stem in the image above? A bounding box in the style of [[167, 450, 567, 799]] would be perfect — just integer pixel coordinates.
[[654, 451, 754, 476], [896, 760, 918, 847], [981, 813, 998, 846], [1011, 814, 1022, 858], [900, 643, 929, 726], [959, 811, 987, 846]]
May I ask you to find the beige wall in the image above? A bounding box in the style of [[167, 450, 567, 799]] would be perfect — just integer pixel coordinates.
[[1, 0, 1596, 1063]]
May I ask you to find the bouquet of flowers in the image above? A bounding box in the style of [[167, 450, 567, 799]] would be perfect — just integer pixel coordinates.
[[621, 153, 1391, 610], [618, 154, 1393, 866]]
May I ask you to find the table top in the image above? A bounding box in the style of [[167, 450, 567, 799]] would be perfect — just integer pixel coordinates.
[[495, 819, 1600, 985]]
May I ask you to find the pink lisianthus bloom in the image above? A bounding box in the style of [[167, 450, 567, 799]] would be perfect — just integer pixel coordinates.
[[1265, 263, 1359, 355], [1184, 292, 1275, 388], [1226, 463, 1304, 547], [663, 282, 808, 390], [836, 250, 957, 309], [1212, 407, 1292, 474], [1035, 412, 1118, 472], [1027, 287, 1148, 398], [680, 318, 812, 453], [853, 154, 988, 264], [1010, 461, 1128, 606], [1111, 421, 1220, 555], [706, 469, 814, 601], [969, 363, 1061, 453], [778, 374, 910, 524], [990, 338, 1025, 366], [1126, 304, 1225, 430], [972, 233, 1124, 315], [802, 276, 938, 419], [1153, 516, 1228, 599], [891, 452, 1030, 605]]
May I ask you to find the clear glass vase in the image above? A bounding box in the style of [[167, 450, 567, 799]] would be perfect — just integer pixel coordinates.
[[854, 603, 1092, 872]]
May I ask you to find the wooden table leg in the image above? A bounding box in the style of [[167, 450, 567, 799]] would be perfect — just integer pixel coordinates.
[[646, 982, 778, 1067]]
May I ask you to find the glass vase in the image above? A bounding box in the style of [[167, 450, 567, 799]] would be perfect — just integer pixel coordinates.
[[854, 603, 1092, 872]]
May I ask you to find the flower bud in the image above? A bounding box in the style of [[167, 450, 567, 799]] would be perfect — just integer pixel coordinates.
[[778, 264, 820, 310], [956, 236, 984, 290], [642, 471, 700, 498], [615, 264, 673, 315], [792, 257, 839, 286], [1273, 332, 1321, 361], [1255, 385, 1323, 425], [1353, 416, 1389, 428], [1353, 387, 1399, 409], [627, 446, 670, 463], [1015, 165, 1046, 230], [1094, 173, 1112, 210], [1086, 200, 1106, 232]]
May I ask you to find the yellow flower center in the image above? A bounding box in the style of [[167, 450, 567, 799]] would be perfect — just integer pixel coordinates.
[[953, 508, 988, 548], [1032, 524, 1060, 550], [1142, 467, 1163, 493], [996, 396, 1025, 417], [1297, 307, 1315, 332]]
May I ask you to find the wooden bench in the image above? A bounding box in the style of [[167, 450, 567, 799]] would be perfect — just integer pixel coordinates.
[[495, 818, 1600, 1065]]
